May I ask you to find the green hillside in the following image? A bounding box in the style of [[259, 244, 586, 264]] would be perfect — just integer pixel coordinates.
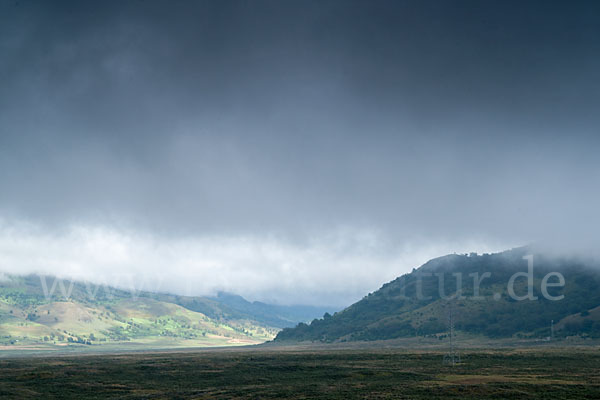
[[275, 247, 600, 342], [0, 274, 280, 348]]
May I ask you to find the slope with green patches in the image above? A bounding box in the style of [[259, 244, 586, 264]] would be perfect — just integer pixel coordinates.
[[0, 275, 278, 348]]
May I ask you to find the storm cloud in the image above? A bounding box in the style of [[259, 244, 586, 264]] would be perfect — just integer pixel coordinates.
[[0, 0, 599, 305]]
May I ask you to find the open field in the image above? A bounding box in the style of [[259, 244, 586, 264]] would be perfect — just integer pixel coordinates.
[[0, 346, 599, 399]]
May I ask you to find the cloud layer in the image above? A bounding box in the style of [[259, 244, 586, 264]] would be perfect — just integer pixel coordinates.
[[0, 1, 599, 304], [0, 220, 510, 306]]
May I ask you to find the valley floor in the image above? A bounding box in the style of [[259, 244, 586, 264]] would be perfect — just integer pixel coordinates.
[[1, 345, 599, 399]]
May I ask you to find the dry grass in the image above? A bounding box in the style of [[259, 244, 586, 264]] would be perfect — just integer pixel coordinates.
[[0, 346, 599, 399]]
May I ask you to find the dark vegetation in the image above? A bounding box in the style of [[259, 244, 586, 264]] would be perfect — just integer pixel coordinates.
[[0, 348, 598, 399]]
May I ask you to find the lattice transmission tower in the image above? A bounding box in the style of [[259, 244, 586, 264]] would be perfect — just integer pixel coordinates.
[[443, 300, 461, 366]]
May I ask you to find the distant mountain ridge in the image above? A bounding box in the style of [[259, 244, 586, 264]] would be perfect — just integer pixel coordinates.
[[210, 292, 336, 329], [275, 247, 600, 342]]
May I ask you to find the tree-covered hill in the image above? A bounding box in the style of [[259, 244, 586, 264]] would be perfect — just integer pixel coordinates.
[[275, 247, 600, 342]]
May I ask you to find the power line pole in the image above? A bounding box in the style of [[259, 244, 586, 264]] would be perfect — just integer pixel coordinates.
[[443, 300, 460, 366]]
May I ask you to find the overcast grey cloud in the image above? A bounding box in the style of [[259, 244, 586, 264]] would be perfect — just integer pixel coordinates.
[[0, 1, 599, 305]]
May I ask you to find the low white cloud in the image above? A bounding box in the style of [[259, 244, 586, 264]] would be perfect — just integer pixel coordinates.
[[0, 219, 511, 306]]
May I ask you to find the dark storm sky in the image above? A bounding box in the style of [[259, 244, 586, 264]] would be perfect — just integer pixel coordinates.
[[0, 1, 599, 304]]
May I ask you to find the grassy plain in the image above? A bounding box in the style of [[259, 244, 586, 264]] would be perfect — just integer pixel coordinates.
[[0, 345, 599, 399]]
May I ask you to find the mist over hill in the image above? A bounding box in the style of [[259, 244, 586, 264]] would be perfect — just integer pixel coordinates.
[[275, 247, 600, 342]]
